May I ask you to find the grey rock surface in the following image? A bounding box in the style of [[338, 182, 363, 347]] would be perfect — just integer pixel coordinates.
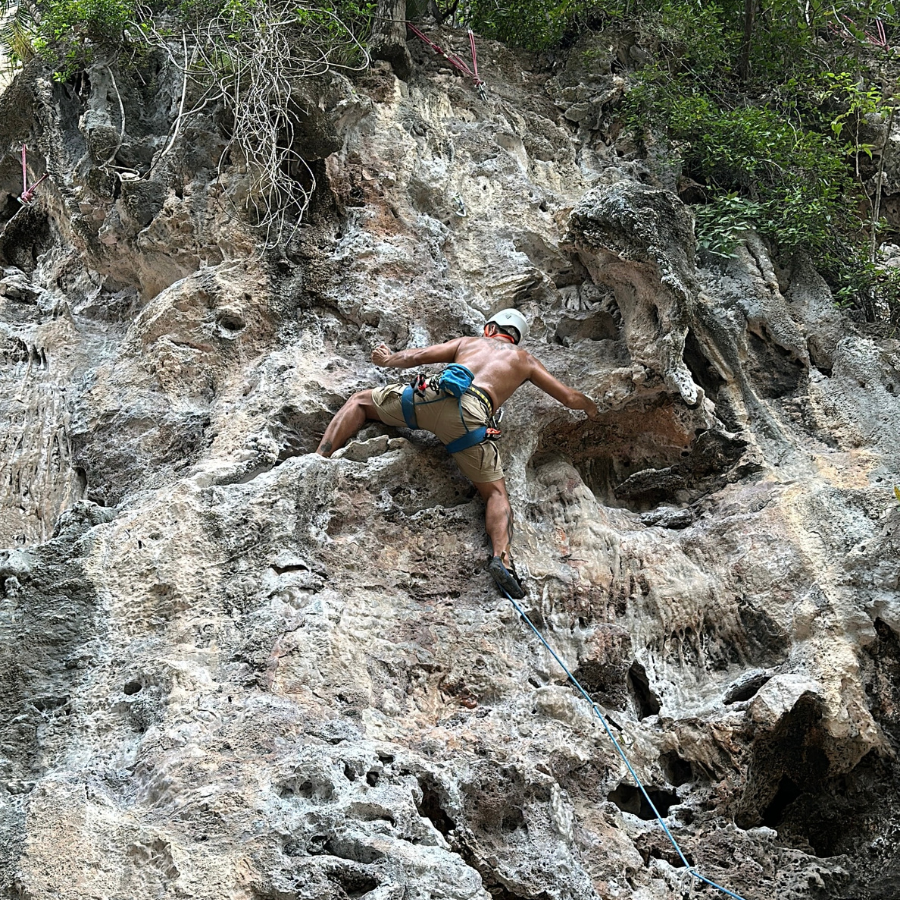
[[0, 26, 898, 900]]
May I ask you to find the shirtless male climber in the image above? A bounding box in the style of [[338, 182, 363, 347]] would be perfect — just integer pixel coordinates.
[[315, 309, 599, 599]]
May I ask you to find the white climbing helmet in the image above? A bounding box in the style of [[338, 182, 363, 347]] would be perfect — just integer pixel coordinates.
[[487, 308, 529, 344]]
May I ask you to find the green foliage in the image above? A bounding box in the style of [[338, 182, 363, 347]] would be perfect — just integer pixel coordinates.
[[333, 0, 376, 30], [3, 20, 37, 64], [175, 0, 374, 37], [31, 0, 134, 75], [821, 72, 883, 154], [0, 0, 39, 67], [616, 0, 900, 320], [831, 248, 900, 311], [694, 195, 762, 257], [463, 0, 595, 51], [296, 0, 376, 51], [170, 0, 376, 70], [637, 0, 731, 76], [177, 0, 375, 77], [174, 0, 254, 27], [0, 0, 376, 79], [627, 74, 851, 253]]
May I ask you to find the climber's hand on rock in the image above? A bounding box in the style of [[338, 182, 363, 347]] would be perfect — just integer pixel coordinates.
[[372, 343, 392, 366], [575, 393, 600, 419]]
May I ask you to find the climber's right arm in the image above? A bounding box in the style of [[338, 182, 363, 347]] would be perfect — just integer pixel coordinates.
[[372, 339, 462, 369]]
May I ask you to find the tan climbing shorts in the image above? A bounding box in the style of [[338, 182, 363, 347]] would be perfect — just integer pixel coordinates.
[[371, 383, 504, 484]]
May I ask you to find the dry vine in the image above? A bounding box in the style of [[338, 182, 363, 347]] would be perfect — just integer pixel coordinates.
[[136, 2, 370, 247]]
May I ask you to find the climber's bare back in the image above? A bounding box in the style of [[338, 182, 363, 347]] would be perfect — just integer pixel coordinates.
[[374, 335, 587, 412], [450, 337, 542, 408]]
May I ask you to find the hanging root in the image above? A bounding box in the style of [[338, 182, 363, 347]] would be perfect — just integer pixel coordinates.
[[136, 1, 370, 248]]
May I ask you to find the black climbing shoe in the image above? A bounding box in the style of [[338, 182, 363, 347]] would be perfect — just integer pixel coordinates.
[[489, 556, 525, 599]]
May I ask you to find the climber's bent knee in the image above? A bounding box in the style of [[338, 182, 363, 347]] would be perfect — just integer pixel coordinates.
[[345, 389, 380, 419]]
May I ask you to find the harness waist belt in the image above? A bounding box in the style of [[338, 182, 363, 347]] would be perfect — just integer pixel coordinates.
[[467, 385, 493, 412]]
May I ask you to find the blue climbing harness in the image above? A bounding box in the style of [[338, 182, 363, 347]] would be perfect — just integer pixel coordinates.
[[400, 364, 498, 454]]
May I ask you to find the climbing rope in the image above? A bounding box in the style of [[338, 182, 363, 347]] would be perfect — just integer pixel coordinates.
[[497, 584, 748, 900], [406, 23, 487, 99]]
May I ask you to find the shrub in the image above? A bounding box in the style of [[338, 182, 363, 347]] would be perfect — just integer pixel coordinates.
[[694, 195, 762, 258], [1, 0, 376, 79], [33, 0, 134, 75], [627, 75, 853, 253], [464, 0, 596, 51], [620, 0, 900, 320]]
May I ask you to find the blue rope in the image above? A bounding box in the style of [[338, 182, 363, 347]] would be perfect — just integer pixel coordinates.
[[499, 587, 748, 900]]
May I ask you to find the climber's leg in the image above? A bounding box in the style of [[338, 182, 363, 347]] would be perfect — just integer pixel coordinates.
[[475, 478, 513, 559], [316, 390, 380, 457], [475, 478, 524, 599]]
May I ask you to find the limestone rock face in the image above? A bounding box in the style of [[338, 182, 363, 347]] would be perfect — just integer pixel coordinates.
[[0, 28, 899, 900], [567, 181, 700, 405]]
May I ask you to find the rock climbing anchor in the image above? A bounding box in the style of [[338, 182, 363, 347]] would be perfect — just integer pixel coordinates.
[[19, 144, 49, 205], [407, 23, 487, 99]]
